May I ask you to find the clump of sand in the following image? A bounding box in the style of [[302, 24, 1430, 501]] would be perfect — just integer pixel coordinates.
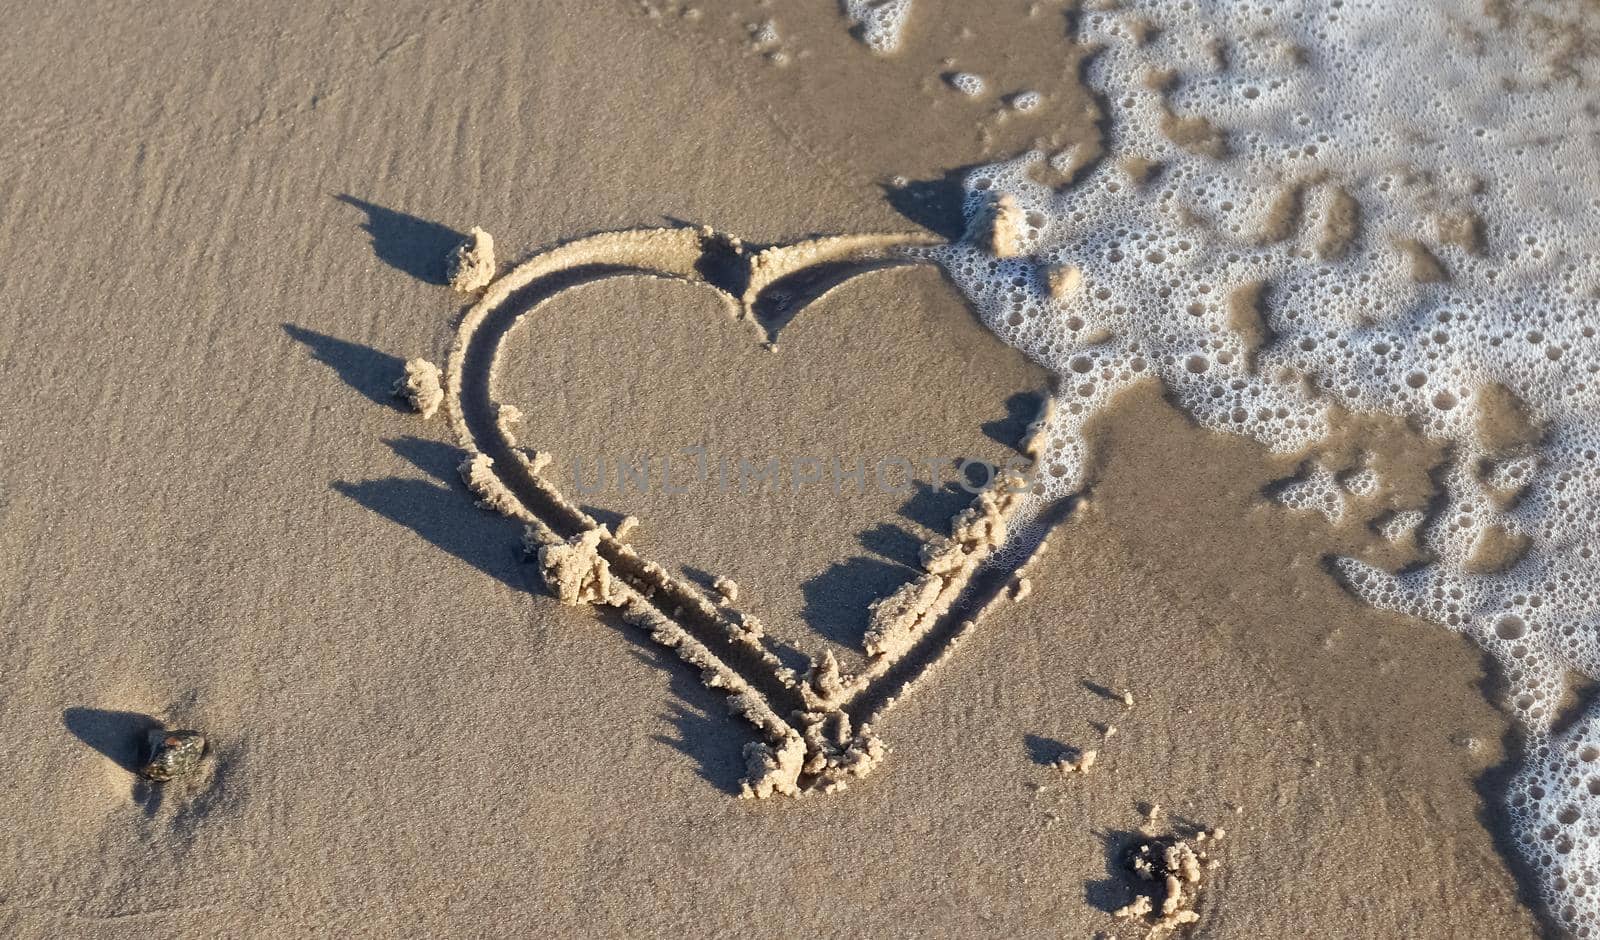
[[537, 528, 625, 607], [457, 454, 524, 517], [805, 649, 847, 704], [1055, 748, 1097, 775], [1112, 829, 1224, 937], [798, 711, 885, 793], [392, 358, 443, 419], [968, 194, 1026, 259], [1043, 263, 1081, 300], [446, 226, 496, 292], [741, 733, 807, 799]]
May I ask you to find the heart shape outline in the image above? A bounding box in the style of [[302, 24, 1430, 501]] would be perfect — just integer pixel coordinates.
[[438, 225, 1053, 797]]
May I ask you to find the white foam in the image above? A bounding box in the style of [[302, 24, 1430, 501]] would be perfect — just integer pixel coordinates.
[[1340, 463, 1378, 498], [947, 71, 986, 97], [1378, 509, 1426, 543], [1010, 90, 1044, 112], [843, 0, 914, 55], [922, 1, 1600, 931], [1274, 464, 1348, 524]]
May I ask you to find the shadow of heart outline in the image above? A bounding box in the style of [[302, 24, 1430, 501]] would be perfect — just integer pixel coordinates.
[[439, 224, 1059, 797]]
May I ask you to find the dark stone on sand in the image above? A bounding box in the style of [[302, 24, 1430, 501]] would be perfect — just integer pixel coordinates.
[[139, 729, 206, 782]]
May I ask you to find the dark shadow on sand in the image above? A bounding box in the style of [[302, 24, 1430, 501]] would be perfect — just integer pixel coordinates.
[[283, 323, 407, 408], [801, 556, 916, 649], [883, 167, 978, 241], [333, 436, 531, 593], [1024, 733, 1071, 767], [1081, 680, 1121, 703], [634, 637, 751, 796], [336, 195, 464, 285], [749, 258, 908, 342], [1084, 827, 1151, 914], [897, 480, 980, 533], [1472, 658, 1565, 939], [983, 391, 1044, 450], [63, 707, 162, 774], [858, 522, 926, 570]]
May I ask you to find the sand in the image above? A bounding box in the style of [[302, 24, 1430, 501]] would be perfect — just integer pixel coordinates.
[[0, 0, 1551, 936]]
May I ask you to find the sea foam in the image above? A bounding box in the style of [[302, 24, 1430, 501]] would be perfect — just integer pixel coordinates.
[[922, 1, 1600, 931], [843, 0, 914, 54]]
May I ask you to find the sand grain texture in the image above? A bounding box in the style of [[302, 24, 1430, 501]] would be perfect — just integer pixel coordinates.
[[0, 0, 1547, 936]]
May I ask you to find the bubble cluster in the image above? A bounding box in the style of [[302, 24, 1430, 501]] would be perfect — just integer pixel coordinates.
[[1009, 90, 1044, 112], [842, 0, 914, 55], [947, 71, 987, 97], [1377, 508, 1425, 543], [921, 1, 1600, 930], [1272, 464, 1351, 524]]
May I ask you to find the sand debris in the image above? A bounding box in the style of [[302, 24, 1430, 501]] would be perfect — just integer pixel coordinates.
[[798, 712, 887, 793], [1121, 689, 1136, 708], [537, 528, 627, 607], [806, 649, 848, 705], [458, 454, 524, 517], [1043, 262, 1082, 300], [712, 575, 740, 603], [613, 515, 639, 540], [1011, 576, 1033, 602], [526, 450, 553, 475], [865, 575, 945, 658], [392, 358, 443, 419], [495, 403, 524, 443], [740, 733, 806, 799], [1055, 748, 1098, 775], [1113, 896, 1154, 922], [971, 193, 1026, 258], [1112, 832, 1220, 937], [446, 226, 496, 292]]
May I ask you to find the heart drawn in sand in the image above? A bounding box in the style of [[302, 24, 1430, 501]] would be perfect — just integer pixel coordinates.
[[427, 225, 1055, 798]]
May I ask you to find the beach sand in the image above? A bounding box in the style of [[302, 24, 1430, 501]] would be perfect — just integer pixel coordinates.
[[0, 0, 1547, 935]]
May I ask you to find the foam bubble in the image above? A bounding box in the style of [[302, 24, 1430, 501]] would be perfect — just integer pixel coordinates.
[[947, 71, 986, 97], [1273, 464, 1349, 524], [921, 1, 1600, 931], [843, 0, 914, 55], [1010, 90, 1044, 112]]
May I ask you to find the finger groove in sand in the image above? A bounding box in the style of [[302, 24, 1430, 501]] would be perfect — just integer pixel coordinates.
[[440, 225, 1052, 796]]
